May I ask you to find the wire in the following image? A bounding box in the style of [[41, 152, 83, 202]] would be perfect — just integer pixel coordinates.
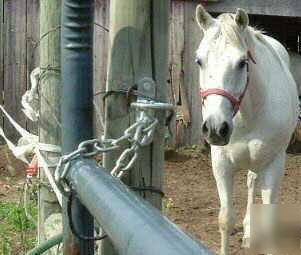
[[94, 22, 109, 32], [67, 187, 108, 241], [33, 26, 61, 51], [67, 181, 164, 241], [32, 22, 108, 51], [130, 186, 165, 198], [37, 65, 62, 127], [94, 88, 172, 105], [130, 177, 165, 198]]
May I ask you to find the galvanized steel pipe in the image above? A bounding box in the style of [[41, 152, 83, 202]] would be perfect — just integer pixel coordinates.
[[67, 159, 213, 255]]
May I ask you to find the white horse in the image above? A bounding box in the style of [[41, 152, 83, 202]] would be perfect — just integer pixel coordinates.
[[289, 50, 301, 96], [195, 5, 298, 255]]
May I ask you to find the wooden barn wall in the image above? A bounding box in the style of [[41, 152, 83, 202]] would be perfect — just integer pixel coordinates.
[[205, 0, 301, 18], [93, 0, 204, 147], [1, 0, 37, 141], [2, 0, 300, 147], [0, 0, 111, 142]]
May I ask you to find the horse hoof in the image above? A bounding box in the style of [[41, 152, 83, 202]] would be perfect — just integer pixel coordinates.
[[241, 237, 250, 248]]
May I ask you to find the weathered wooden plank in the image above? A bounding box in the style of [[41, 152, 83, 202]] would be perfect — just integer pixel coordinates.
[[188, 2, 203, 145], [94, 0, 110, 137], [166, 1, 174, 146], [183, 1, 202, 145], [168, 0, 185, 146], [26, 0, 40, 135], [170, 1, 184, 104], [3, 0, 27, 141], [205, 0, 301, 17], [182, 1, 193, 145], [150, 0, 170, 208]]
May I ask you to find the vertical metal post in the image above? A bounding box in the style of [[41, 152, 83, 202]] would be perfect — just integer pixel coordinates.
[[61, 0, 94, 254]]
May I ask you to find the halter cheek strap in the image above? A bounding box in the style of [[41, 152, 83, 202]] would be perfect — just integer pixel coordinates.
[[199, 50, 256, 116]]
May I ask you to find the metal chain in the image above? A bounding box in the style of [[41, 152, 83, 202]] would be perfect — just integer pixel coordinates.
[[53, 99, 173, 241], [110, 107, 161, 177], [54, 138, 120, 195], [54, 100, 173, 195]]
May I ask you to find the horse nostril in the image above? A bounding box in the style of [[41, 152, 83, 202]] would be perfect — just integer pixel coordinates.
[[202, 121, 209, 135], [218, 122, 229, 138]]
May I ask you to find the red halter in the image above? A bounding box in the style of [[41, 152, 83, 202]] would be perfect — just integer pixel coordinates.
[[199, 50, 256, 116]]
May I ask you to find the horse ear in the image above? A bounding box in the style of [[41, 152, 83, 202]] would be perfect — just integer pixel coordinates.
[[196, 4, 214, 30], [235, 8, 249, 30]]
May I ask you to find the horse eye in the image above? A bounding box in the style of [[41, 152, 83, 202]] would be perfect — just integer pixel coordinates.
[[195, 58, 202, 67], [238, 59, 247, 69]]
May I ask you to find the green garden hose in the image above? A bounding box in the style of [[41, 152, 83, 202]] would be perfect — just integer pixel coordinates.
[[26, 233, 63, 255]]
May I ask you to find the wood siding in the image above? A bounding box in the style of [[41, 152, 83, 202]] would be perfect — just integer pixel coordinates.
[[205, 0, 301, 18], [1, 0, 300, 146]]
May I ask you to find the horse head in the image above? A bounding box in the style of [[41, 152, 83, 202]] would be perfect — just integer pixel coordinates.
[[195, 5, 255, 145]]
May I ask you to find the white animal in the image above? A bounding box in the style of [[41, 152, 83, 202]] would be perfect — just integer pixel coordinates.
[[195, 5, 298, 255], [289, 50, 301, 96]]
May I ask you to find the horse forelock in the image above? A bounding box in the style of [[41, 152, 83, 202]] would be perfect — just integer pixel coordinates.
[[205, 13, 263, 52], [217, 14, 247, 50]]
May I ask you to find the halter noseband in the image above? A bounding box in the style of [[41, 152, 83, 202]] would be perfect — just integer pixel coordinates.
[[199, 50, 256, 116]]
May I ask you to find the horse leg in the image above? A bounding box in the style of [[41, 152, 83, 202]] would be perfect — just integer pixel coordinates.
[[260, 152, 285, 204], [259, 151, 286, 254], [242, 170, 257, 248], [212, 160, 235, 255]]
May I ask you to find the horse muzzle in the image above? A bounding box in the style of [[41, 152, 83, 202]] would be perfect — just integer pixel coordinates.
[[201, 117, 233, 146]]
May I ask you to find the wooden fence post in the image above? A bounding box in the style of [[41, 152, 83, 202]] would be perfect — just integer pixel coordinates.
[[102, 0, 170, 254], [38, 0, 61, 247]]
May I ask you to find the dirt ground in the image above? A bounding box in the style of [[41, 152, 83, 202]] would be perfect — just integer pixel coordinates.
[[0, 146, 25, 204], [0, 145, 300, 254], [164, 149, 301, 254]]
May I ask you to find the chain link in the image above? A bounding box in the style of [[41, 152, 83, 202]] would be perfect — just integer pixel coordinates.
[[54, 100, 173, 194]]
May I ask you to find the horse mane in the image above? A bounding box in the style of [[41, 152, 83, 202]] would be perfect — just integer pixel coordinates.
[[216, 13, 264, 49]]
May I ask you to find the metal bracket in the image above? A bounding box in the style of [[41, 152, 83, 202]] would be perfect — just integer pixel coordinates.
[[134, 77, 173, 110], [137, 77, 156, 99]]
